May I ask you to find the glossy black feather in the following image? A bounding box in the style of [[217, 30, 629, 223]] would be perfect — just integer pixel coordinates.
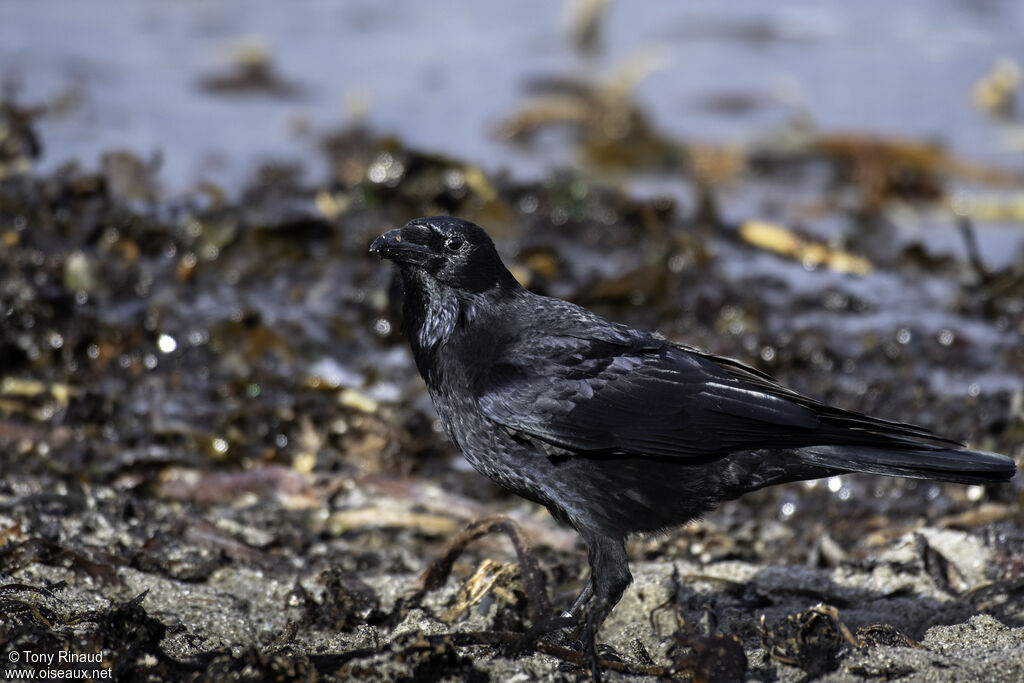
[[370, 216, 1016, 654]]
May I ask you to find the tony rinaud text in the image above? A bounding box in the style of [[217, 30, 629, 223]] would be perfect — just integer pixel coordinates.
[[15, 652, 103, 665]]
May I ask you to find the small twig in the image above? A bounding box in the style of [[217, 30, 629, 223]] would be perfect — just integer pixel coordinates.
[[956, 216, 989, 282], [418, 514, 552, 621], [648, 563, 685, 637]]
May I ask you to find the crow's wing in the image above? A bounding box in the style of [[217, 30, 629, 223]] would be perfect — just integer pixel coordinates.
[[473, 333, 957, 460]]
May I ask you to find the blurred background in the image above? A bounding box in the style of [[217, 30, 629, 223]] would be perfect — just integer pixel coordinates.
[[3, 1, 1023, 188], [1, 1, 1023, 680]]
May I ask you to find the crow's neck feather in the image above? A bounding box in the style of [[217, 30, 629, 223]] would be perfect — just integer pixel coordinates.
[[400, 267, 517, 374]]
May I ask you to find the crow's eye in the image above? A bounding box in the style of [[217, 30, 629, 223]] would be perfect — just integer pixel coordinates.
[[444, 237, 464, 252]]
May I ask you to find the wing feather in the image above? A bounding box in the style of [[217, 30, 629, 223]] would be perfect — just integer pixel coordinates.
[[474, 332, 959, 460]]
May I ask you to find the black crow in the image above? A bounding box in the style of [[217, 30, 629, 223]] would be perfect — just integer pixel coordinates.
[[370, 216, 1015, 659]]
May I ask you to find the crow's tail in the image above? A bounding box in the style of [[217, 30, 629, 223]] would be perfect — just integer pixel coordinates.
[[795, 444, 1016, 485]]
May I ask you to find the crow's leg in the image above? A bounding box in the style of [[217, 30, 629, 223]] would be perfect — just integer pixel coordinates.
[[580, 531, 631, 635], [512, 532, 630, 675], [514, 574, 597, 651], [510, 552, 600, 652], [578, 531, 632, 680], [562, 579, 594, 618], [512, 583, 587, 650]]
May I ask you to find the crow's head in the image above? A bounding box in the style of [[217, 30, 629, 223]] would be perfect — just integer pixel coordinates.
[[370, 216, 518, 294]]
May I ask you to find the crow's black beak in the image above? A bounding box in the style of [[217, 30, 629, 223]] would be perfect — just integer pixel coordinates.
[[368, 230, 394, 256], [369, 226, 432, 265]]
